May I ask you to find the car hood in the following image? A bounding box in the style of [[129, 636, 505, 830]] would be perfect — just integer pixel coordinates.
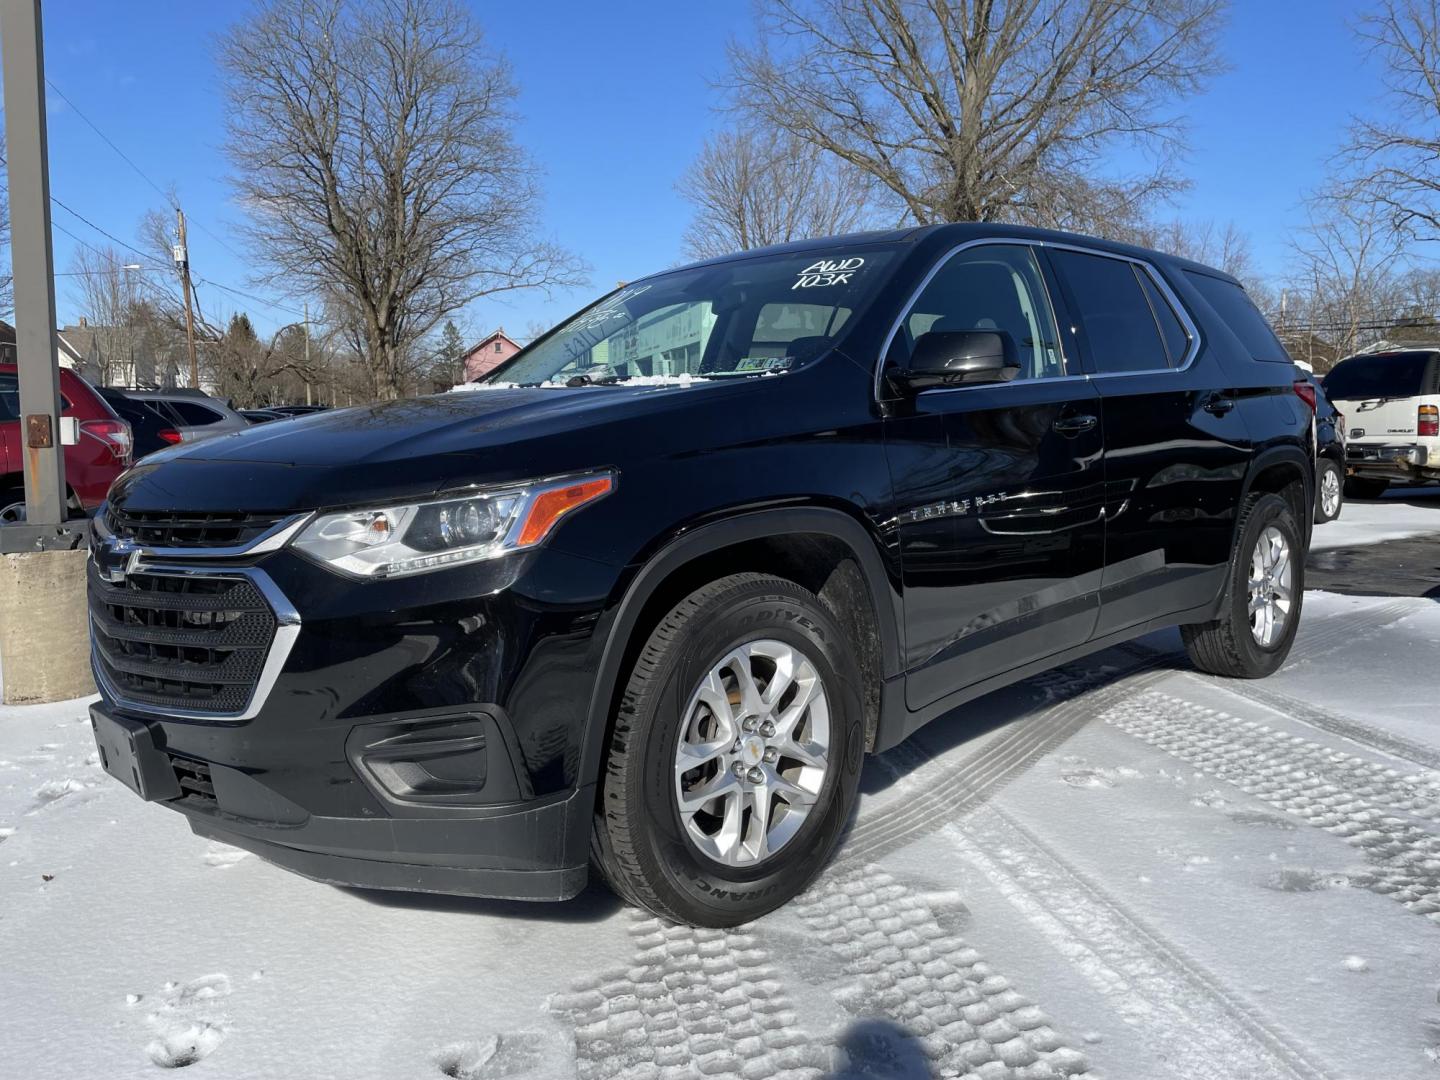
[[108, 382, 748, 513]]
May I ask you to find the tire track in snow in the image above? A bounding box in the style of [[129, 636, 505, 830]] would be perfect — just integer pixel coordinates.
[[1189, 677, 1440, 774], [543, 872, 1101, 1080], [946, 808, 1335, 1080], [1105, 690, 1440, 922], [546, 914, 832, 1080], [837, 653, 1173, 867], [785, 867, 1096, 1078]]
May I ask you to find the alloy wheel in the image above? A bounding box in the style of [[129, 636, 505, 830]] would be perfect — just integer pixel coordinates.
[[1320, 468, 1341, 518], [1248, 524, 1293, 648], [672, 639, 830, 866]]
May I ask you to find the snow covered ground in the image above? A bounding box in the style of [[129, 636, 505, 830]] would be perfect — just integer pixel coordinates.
[[4, 490, 1440, 1079]]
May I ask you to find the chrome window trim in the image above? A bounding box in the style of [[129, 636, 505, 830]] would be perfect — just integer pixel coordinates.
[[874, 236, 1204, 400], [94, 509, 313, 559], [1044, 240, 1202, 376], [89, 563, 301, 723]]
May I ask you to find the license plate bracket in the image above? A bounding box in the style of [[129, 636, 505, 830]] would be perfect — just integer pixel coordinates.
[[90, 706, 182, 802]]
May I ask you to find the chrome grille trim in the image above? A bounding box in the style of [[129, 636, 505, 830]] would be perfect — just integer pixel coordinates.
[[89, 562, 301, 722]]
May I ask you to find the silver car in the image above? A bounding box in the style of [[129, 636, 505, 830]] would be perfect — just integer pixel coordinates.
[[116, 390, 250, 444]]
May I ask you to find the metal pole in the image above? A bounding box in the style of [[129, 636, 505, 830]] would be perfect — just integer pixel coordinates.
[[1, 0, 65, 527]]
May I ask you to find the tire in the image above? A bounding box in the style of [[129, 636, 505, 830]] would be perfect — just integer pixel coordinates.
[[592, 572, 864, 927], [1182, 492, 1303, 679], [1343, 476, 1389, 500], [0, 487, 25, 524], [1314, 459, 1343, 523]]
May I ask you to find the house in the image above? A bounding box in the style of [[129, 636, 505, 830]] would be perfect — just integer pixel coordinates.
[[0, 318, 89, 373], [463, 328, 522, 382]]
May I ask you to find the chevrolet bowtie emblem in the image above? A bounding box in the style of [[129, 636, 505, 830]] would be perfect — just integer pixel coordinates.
[[95, 537, 142, 585]]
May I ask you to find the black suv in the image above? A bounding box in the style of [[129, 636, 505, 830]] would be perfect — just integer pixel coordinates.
[[87, 224, 1314, 927]]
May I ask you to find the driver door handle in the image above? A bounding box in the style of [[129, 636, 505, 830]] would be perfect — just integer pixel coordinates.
[[1053, 414, 1097, 436]]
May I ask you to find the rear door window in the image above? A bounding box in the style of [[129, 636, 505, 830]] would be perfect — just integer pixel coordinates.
[[1323, 353, 1436, 399], [1184, 272, 1289, 363], [0, 374, 16, 420], [1049, 250, 1171, 373]]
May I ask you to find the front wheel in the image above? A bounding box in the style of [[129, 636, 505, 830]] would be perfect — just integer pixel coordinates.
[[592, 573, 864, 927], [1182, 492, 1303, 678], [1314, 459, 1343, 523]]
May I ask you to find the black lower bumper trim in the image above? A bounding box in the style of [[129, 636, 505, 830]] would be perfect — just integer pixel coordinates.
[[187, 815, 589, 902]]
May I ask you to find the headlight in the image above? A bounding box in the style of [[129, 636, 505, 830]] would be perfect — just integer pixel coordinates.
[[292, 471, 615, 578]]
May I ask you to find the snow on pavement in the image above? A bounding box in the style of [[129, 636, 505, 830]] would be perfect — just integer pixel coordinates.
[[3, 508, 1440, 1078]]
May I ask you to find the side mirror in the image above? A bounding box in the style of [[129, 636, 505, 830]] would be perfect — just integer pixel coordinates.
[[896, 330, 1021, 392]]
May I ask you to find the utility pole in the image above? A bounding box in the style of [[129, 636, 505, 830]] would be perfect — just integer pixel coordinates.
[[1, 0, 67, 537], [174, 207, 199, 389]]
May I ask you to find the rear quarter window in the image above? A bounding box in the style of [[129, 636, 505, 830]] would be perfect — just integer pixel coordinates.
[[1184, 271, 1289, 363], [167, 401, 227, 426]]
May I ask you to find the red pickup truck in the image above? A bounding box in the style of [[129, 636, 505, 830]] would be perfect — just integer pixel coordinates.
[[0, 363, 132, 521]]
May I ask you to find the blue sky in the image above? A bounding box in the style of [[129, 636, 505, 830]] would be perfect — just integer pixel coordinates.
[[34, 1, 1385, 343]]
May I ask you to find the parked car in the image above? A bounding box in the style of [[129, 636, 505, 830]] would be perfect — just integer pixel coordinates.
[[87, 224, 1315, 926], [1296, 370, 1346, 522], [266, 405, 328, 417], [240, 408, 289, 424], [1322, 348, 1440, 499], [95, 387, 183, 460], [112, 388, 249, 444], [1, 364, 132, 521]]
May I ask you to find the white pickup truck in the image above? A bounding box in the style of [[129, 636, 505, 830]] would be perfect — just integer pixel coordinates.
[[1323, 349, 1440, 498]]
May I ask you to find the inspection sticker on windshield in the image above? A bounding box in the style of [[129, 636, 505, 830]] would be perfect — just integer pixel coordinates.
[[793, 257, 865, 290]]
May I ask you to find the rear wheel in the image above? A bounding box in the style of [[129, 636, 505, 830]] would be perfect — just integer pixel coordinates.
[[1343, 476, 1390, 500], [1182, 492, 1303, 679], [592, 573, 864, 926], [1314, 459, 1343, 523]]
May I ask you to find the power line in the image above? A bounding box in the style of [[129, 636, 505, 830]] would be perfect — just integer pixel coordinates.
[[48, 195, 156, 264], [43, 78, 177, 211], [194, 276, 307, 319], [44, 77, 249, 262]]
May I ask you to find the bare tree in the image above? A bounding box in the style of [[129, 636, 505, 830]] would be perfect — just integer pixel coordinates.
[[1283, 188, 1408, 366], [1346, 0, 1440, 240], [1141, 218, 1256, 283], [726, 0, 1225, 233], [219, 0, 586, 400], [679, 127, 876, 259], [66, 244, 145, 385]]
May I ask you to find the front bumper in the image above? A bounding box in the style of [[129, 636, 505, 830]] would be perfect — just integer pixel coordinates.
[[86, 514, 625, 903], [92, 700, 592, 900]]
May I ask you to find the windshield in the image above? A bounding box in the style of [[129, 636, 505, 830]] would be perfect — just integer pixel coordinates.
[[1323, 352, 1436, 400], [488, 246, 899, 386]]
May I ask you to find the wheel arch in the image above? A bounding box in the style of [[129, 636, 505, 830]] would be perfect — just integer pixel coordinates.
[[1239, 444, 1314, 549], [577, 506, 902, 791]]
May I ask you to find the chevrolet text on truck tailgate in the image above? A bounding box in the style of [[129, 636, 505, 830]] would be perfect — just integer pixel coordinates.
[[88, 224, 1315, 927]]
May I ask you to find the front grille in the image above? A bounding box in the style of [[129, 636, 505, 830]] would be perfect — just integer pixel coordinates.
[[170, 756, 217, 807], [89, 565, 278, 715], [106, 505, 288, 549]]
